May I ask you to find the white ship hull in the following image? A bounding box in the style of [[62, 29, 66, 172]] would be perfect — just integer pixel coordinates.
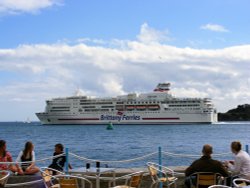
[[36, 83, 218, 125], [36, 111, 217, 125]]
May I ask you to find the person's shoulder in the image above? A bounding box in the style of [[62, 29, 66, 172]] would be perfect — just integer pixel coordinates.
[[237, 150, 248, 157], [190, 158, 201, 165], [211, 159, 223, 164], [209, 157, 220, 162], [6, 151, 12, 157], [240, 150, 250, 160], [241, 150, 249, 155], [18, 150, 24, 156]]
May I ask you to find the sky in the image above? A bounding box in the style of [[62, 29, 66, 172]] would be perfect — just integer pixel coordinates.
[[0, 0, 250, 121]]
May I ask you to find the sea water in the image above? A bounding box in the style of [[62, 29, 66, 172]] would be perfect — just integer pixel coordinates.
[[0, 122, 250, 168]]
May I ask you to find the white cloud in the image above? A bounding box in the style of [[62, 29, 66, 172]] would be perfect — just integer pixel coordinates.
[[137, 23, 171, 44], [99, 74, 125, 96], [0, 23, 250, 120], [0, 0, 62, 15], [201, 23, 229, 32]]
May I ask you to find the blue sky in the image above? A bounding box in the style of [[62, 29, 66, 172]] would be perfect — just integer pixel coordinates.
[[0, 0, 250, 121], [1, 0, 250, 48]]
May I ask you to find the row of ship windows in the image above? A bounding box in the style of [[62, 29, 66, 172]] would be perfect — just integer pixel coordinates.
[[47, 100, 201, 106], [50, 104, 200, 110], [50, 107, 202, 112], [79, 101, 201, 105], [168, 104, 200, 107], [165, 108, 201, 111], [50, 109, 70, 112], [79, 102, 113, 105], [51, 107, 70, 109], [48, 100, 202, 106], [51, 104, 200, 109]]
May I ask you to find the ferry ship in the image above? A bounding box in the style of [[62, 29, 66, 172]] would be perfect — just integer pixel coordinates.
[[36, 83, 218, 125]]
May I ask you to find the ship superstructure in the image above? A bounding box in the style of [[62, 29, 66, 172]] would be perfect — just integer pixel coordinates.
[[36, 83, 217, 125]]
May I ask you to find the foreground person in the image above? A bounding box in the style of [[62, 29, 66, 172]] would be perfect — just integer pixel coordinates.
[[225, 141, 250, 180], [48, 143, 72, 174], [0, 140, 20, 173], [185, 144, 229, 188], [16, 141, 39, 175]]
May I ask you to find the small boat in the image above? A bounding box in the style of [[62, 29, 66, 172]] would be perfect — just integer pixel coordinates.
[[24, 117, 31, 124]]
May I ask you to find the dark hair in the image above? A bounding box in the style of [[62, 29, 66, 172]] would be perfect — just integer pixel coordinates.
[[202, 144, 213, 156], [22, 141, 33, 159], [231, 141, 242, 152], [55, 143, 64, 151], [0, 140, 6, 157]]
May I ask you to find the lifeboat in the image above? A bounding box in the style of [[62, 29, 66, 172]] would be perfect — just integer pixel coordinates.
[[126, 105, 135, 110], [148, 105, 160, 110], [115, 105, 124, 111], [136, 105, 146, 110]]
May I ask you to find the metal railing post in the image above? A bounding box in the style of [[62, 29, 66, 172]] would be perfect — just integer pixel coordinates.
[[158, 146, 163, 188], [65, 147, 69, 174]]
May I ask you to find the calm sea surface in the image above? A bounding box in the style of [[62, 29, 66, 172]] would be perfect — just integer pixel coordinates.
[[1, 122, 250, 169]]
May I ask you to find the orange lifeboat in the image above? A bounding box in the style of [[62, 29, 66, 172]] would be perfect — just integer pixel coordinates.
[[136, 105, 146, 110], [148, 105, 160, 110], [126, 105, 135, 110]]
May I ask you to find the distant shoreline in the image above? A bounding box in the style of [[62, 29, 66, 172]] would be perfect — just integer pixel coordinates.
[[218, 104, 250, 121]]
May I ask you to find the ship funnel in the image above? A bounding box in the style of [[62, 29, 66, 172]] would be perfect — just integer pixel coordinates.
[[153, 83, 171, 92]]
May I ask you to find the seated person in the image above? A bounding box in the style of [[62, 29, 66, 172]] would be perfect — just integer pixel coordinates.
[[0, 140, 20, 173], [185, 144, 229, 188], [16, 141, 39, 175], [225, 141, 250, 180], [48, 143, 72, 174]]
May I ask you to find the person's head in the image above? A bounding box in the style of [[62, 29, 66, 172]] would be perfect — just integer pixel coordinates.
[[0, 140, 7, 156], [23, 141, 34, 157], [55, 143, 64, 153], [202, 144, 213, 157], [231, 141, 242, 154]]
